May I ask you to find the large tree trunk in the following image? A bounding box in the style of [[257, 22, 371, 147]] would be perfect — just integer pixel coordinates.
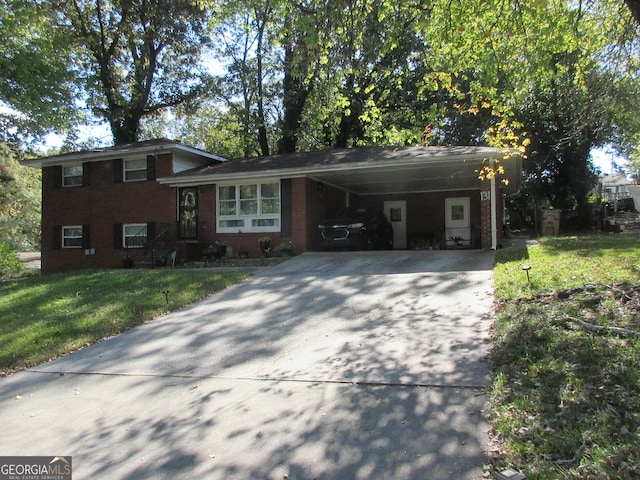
[[255, 14, 270, 157], [626, 0, 640, 25], [110, 112, 142, 145], [277, 44, 310, 154]]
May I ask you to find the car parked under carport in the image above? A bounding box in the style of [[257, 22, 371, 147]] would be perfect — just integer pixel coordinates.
[[318, 207, 394, 250]]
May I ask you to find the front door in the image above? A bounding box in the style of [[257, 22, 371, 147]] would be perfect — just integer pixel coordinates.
[[179, 187, 198, 239], [384, 200, 407, 249], [445, 197, 470, 248]]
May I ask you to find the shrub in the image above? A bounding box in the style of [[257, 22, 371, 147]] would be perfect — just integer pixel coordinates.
[[0, 242, 25, 281]]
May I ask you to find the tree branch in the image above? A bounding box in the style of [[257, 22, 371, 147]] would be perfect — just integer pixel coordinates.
[[552, 317, 640, 337]]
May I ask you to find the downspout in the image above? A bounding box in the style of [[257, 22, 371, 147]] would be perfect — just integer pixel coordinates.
[[491, 158, 498, 250]]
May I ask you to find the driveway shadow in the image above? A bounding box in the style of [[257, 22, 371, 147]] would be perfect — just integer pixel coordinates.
[[3, 249, 495, 479]]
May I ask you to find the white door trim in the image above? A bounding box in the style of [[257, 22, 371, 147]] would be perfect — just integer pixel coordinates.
[[384, 200, 407, 249], [445, 197, 471, 248]]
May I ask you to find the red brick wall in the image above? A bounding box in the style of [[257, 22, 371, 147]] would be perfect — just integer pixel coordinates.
[[41, 153, 176, 273], [354, 190, 482, 249]]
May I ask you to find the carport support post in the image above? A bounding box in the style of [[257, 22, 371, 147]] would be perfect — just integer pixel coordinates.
[[480, 165, 497, 250], [490, 158, 498, 250]]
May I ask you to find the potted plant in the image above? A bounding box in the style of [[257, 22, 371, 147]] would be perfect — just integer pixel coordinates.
[[277, 240, 294, 257], [215, 240, 228, 258], [258, 236, 271, 257], [122, 251, 134, 268], [202, 244, 215, 262]]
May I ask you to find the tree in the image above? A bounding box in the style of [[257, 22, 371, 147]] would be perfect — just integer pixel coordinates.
[[51, 0, 215, 144], [142, 103, 249, 159], [209, 0, 280, 157], [0, 142, 41, 250], [510, 61, 635, 229], [0, 0, 80, 140]]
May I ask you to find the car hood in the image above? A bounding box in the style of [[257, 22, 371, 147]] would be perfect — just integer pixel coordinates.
[[319, 216, 365, 227]]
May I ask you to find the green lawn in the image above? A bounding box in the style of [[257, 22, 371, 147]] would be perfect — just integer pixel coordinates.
[[0, 269, 249, 375], [490, 235, 640, 479]]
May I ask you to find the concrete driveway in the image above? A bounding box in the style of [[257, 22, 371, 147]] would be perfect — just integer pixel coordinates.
[[0, 250, 495, 479]]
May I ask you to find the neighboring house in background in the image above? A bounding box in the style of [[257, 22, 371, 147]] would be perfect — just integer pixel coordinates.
[[23, 139, 522, 274], [598, 173, 640, 209], [598, 173, 640, 233]]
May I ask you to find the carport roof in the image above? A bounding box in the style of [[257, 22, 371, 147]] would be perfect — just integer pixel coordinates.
[[159, 145, 522, 195]]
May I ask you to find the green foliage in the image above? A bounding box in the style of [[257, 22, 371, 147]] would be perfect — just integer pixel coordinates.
[[0, 243, 25, 282], [0, 142, 41, 250], [0, 0, 81, 138], [142, 104, 250, 159], [0, 269, 249, 374], [60, 0, 216, 144]]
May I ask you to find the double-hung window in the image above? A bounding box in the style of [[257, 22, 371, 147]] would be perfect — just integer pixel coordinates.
[[124, 158, 147, 181], [62, 165, 83, 186], [123, 223, 147, 248], [62, 226, 84, 248], [217, 182, 280, 232]]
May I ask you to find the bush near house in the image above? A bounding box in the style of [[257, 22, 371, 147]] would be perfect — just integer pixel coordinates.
[[0, 242, 25, 281], [490, 235, 640, 479]]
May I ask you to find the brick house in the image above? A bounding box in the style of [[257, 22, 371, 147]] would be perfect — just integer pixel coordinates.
[[23, 139, 522, 274]]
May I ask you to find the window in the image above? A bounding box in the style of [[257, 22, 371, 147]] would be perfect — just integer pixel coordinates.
[[124, 158, 147, 181], [63, 165, 83, 187], [62, 226, 83, 248], [123, 224, 147, 248], [217, 182, 280, 232]]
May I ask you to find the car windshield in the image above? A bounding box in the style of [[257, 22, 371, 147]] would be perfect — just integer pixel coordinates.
[[332, 208, 370, 218]]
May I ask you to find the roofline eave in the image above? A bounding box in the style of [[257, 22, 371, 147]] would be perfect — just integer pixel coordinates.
[[157, 151, 511, 186], [22, 142, 227, 168]]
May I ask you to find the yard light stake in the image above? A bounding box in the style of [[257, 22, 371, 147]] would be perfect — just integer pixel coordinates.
[[162, 289, 170, 304], [522, 265, 531, 283]]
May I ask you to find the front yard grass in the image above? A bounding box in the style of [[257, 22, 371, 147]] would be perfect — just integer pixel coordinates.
[[0, 269, 249, 376], [491, 235, 640, 479]]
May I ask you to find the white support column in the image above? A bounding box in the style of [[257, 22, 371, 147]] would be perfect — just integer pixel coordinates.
[[490, 158, 498, 250]]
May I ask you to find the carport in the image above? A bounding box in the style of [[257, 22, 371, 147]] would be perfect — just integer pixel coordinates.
[[160, 145, 522, 255]]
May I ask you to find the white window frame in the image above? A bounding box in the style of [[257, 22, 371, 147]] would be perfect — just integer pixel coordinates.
[[123, 223, 147, 248], [217, 181, 281, 233], [63, 164, 83, 187], [123, 157, 147, 182], [62, 225, 83, 248]]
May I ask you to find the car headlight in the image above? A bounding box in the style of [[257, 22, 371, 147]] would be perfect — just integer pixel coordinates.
[[347, 222, 364, 229], [318, 224, 325, 229]]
